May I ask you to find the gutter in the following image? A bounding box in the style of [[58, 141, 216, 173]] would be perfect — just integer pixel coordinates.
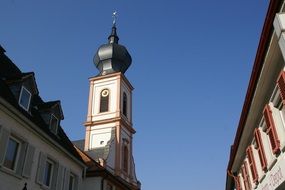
[[101, 176, 106, 190]]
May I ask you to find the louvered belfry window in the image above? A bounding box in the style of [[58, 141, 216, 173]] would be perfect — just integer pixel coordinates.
[[277, 70, 285, 104], [254, 128, 267, 171], [123, 92, 127, 117], [246, 146, 258, 183], [263, 105, 280, 154], [100, 89, 109, 113], [123, 145, 129, 173]]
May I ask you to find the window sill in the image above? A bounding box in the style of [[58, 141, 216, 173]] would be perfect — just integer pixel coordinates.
[[0, 166, 22, 179], [40, 185, 52, 190]]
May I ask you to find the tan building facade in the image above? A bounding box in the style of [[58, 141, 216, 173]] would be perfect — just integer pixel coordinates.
[[226, 1, 285, 190]]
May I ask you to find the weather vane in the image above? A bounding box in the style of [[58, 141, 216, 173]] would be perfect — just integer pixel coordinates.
[[112, 11, 117, 26]]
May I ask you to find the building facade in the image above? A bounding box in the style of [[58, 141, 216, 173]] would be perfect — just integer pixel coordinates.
[[226, 1, 285, 190], [0, 46, 85, 190]]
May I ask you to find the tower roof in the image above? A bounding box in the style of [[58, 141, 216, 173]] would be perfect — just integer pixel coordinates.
[[94, 19, 132, 75]]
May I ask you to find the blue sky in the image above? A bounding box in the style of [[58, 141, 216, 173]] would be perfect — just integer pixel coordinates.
[[0, 1, 269, 189]]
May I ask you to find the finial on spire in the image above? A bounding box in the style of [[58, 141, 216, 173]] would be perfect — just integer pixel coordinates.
[[109, 11, 119, 44], [112, 11, 117, 26]]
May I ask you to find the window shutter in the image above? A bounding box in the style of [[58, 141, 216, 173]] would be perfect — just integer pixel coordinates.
[[246, 146, 258, 183], [74, 175, 79, 190], [234, 175, 241, 190], [22, 144, 35, 178], [254, 128, 267, 171], [242, 162, 251, 190], [37, 152, 47, 184], [0, 127, 10, 165], [244, 161, 252, 190], [263, 105, 280, 154], [277, 71, 285, 104], [241, 166, 247, 190], [51, 161, 59, 190], [16, 141, 28, 176], [63, 168, 70, 190], [56, 164, 65, 190]]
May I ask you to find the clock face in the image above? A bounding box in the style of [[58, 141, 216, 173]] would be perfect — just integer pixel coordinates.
[[101, 89, 109, 97]]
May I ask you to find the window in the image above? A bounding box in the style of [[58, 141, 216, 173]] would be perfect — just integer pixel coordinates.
[[0, 127, 35, 177], [50, 114, 58, 134], [43, 160, 54, 187], [19, 86, 31, 111], [263, 105, 280, 154], [123, 145, 129, 173], [3, 137, 20, 170], [69, 173, 75, 190], [37, 153, 57, 188], [100, 89, 109, 113], [123, 92, 127, 117]]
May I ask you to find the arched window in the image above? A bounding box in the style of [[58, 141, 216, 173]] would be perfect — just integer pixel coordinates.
[[123, 92, 127, 117], [100, 89, 109, 113], [123, 145, 129, 173]]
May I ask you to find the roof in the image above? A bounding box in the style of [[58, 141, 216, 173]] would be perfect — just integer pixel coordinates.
[[94, 26, 132, 75], [0, 45, 84, 165], [74, 146, 140, 190], [226, 0, 283, 189]]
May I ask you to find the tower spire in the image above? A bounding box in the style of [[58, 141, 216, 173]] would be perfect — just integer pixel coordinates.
[[94, 11, 132, 75], [108, 11, 119, 44]]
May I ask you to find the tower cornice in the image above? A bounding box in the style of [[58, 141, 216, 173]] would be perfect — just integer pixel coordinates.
[[84, 116, 136, 134], [89, 72, 134, 91]]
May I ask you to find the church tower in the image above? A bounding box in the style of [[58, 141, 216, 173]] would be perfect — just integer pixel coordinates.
[[84, 17, 138, 185]]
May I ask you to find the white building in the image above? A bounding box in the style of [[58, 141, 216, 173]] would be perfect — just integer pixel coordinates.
[[226, 0, 285, 190], [0, 46, 85, 190], [0, 20, 140, 190]]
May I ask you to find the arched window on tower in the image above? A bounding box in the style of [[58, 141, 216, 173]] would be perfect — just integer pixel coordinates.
[[123, 92, 127, 117], [100, 89, 109, 113], [123, 145, 129, 173]]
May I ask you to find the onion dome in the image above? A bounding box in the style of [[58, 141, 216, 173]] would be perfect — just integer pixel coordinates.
[[94, 24, 132, 75]]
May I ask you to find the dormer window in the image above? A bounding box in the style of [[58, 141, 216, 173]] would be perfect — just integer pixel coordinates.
[[19, 86, 31, 111], [49, 114, 58, 134]]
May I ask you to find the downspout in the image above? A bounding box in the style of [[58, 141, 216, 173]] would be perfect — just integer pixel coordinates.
[[227, 170, 237, 190], [101, 176, 106, 190]]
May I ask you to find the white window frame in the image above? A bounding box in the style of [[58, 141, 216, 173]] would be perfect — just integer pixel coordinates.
[[43, 159, 54, 188], [18, 86, 32, 111], [3, 136, 21, 172], [49, 114, 58, 134]]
